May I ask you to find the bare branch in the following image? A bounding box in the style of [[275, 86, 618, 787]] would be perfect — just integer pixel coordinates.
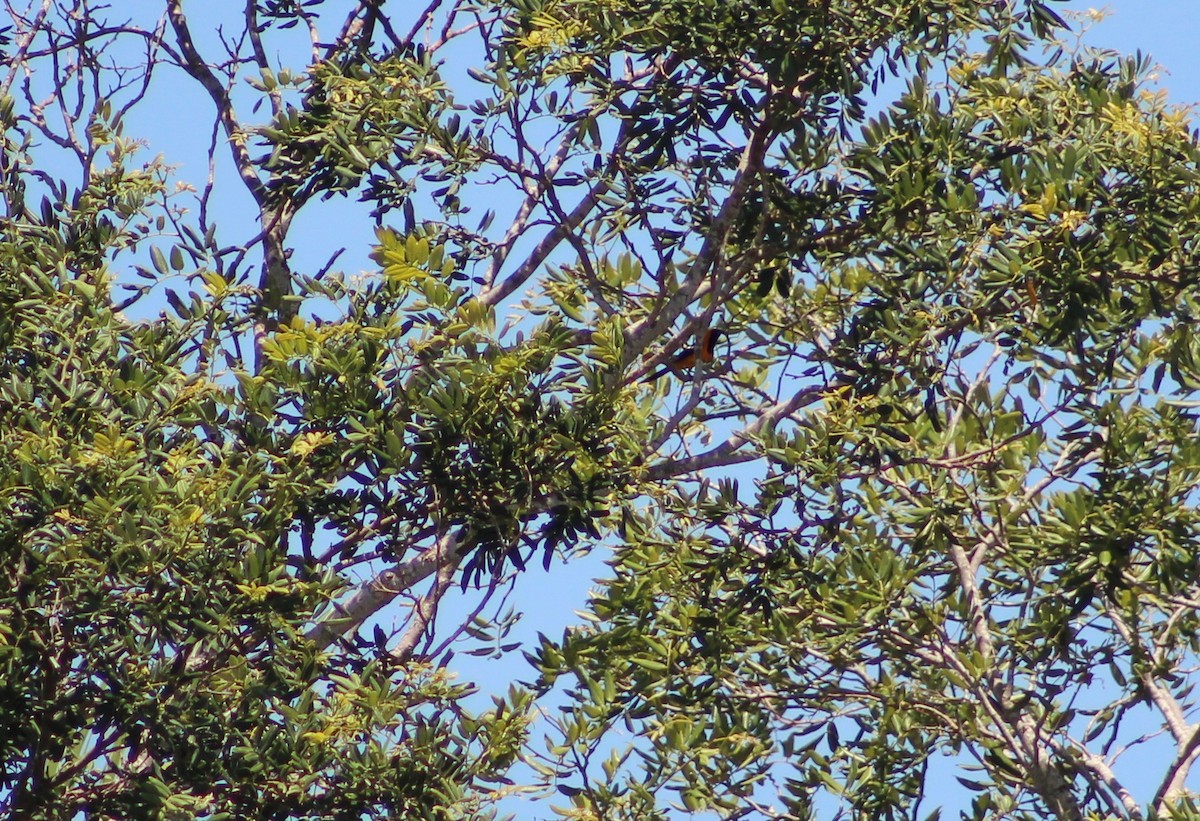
[[391, 546, 462, 663], [2, 0, 52, 96], [306, 527, 473, 648], [647, 382, 828, 481]]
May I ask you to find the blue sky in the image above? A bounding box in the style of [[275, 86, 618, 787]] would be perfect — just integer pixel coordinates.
[[1065, 2, 1200, 104]]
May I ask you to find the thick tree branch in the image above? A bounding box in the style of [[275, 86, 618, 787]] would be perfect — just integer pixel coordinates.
[[391, 548, 462, 663], [1056, 740, 1142, 819], [305, 527, 472, 648]]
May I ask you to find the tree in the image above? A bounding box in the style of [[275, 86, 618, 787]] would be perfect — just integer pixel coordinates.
[[3, 0, 1200, 817]]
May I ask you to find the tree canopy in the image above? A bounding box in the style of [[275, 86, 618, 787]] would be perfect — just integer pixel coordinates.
[[4, 0, 1200, 818]]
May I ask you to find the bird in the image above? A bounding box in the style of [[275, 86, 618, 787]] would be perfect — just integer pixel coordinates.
[[643, 328, 727, 382]]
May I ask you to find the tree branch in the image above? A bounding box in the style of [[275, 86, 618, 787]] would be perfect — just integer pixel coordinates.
[[2, 0, 52, 96], [165, 0, 266, 207], [305, 527, 472, 648], [391, 546, 462, 663], [646, 382, 828, 481]]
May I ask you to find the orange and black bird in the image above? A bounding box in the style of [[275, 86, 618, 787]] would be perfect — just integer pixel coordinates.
[[643, 328, 727, 381]]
